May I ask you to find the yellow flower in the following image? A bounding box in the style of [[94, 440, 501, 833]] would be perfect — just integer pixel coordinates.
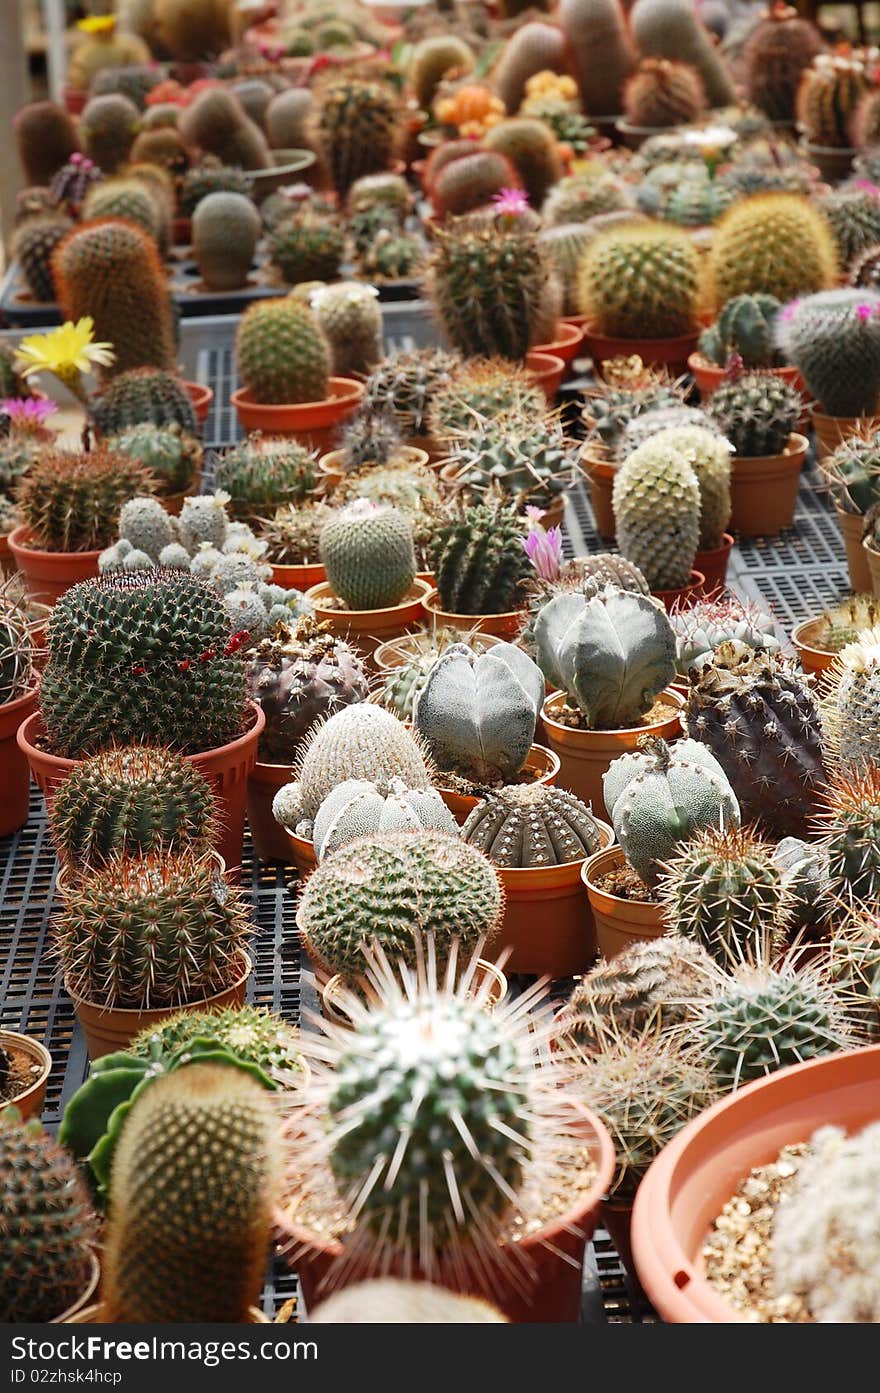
[[76, 14, 117, 34], [15, 319, 115, 379]]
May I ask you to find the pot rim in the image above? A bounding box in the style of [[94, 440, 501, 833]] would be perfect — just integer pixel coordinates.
[[540, 687, 684, 738], [230, 377, 366, 415], [421, 588, 526, 626], [65, 948, 253, 1022], [306, 576, 433, 620], [7, 525, 103, 564], [730, 431, 809, 466], [0, 1029, 52, 1109], [580, 843, 662, 908]]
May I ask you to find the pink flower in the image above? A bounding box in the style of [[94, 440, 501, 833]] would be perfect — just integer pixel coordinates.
[[1, 396, 56, 431], [855, 179, 880, 197], [492, 187, 530, 216], [857, 303, 874, 321], [523, 523, 563, 582], [780, 299, 801, 322]]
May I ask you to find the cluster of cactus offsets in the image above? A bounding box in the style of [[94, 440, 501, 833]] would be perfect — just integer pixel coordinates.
[[742, 3, 822, 123], [178, 87, 271, 171], [693, 958, 856, 1089], [629, 0, 735, 107], [49, 746, 216, 872], [819, 187, 880, 270], [297, 830, 501, 978], [431, 493, 532, 616], [236, 297, 330, 406], [603, 737, 741, 890], [0, 1109, 98, 1323], [707, 369, 801, 459], [428, 359, 545, 440], [273, 703, 433, 836], [462, 782, 602, 866], [707, 195, 838, 307], [431, 150, 520, 217], [698, 294, 784, 369], [623, 58, 706, 128], [18, 448, 154, 554], [106, 422, 202, 499], [312, 283, 382, 378], [312, 777, 456, 860], [12, 216, 71, 303], [193, 192, 261, 292], [52, 220, 176, 377], [776, 289, 880, 418], [363, 349, 458, 438], [685, 641, 826, 839], [14, 100, 78, 187], [659, 826, 792, 967], [128, 1003, 302, 1083], [482, 118, 562, 206], [670, 594, 779, 676], [92, 368, 198, 437], [79, 94, 140, 174], [612, 435, 700, 590], [823, 631, 880, 772], [313, 78, 400, 197], [319, 501, 415, 611], [429, 216, 555, 361], [40, 570, 248, 758], [798, 50, 875, 147], [814, 766, 880, 902], [557, 937, 715, 1051], [179, 163, 251, 217], [215, 436, 315, 519], [55, 852, 251, 1011], [531, 585, 676, 728], [444, 415, 578, 509], [577, 223, 701, 340], [102, 1065, 278, 1324], [269, 213, 345, 286]]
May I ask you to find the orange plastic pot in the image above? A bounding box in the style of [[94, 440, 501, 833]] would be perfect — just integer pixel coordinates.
[[7, 527, 101, 606], [319, 444, 429, 491], [372, 630, 502, 673], [421, 588, 526, 640], [531, 320, 585, 371], [581, 446, 616, 540], [865, 536, 880, 597], [791, 617, 838, 682], [583, 321, 700, 377], [279, 1102, 615, 1323], [541, 688, 684, 821], [581, 845, 668, 960], [270, 560, 326, 590], [729, 433, 808, 536], [812, 409, 879, 461], [836, 506, 872, 594], [67, 950, 252, 1061], [246, 758, 294, 862], [0, 1031, 52, 1121], [0, 687, 38, 837], [694, 536, 733, 595], [183, 380, 213, 426], [631, 1044, 880, 1323], [687, 352, 803, 400], [285, 829, 317, 879], [306, 578, 433, 665], [652, 569, 705, 613], [437, 744, 560, 826], [231, 378, 366, 452], [17, 702, 265, 880], [525, 351, 566, 403], [494, 819, 614, 977]]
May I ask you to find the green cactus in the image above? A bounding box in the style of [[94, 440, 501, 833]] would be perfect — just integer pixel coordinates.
[[829, 906, 880, 1039], [312, 282, 382, 378], [269, 212, 345, 285], [312, 776, 457, 860], [313, 78, 400, 197], [462, 782, 602, 866], [0, 1109, 98, 1322], [819, 188, 880, 272], [428, 359, 545, 440], [443, 414, 579, 510], [541, 174, 633, 228], [431, 492, 531, 616], [364, 348, 458, 438], [775, 288, 880, 419], [92, 368, 198, 436], [215, 435, 315, 519], [79, 93, 140, 174], [577, 222, 701, 339], [623, 57, 705, 127], [349, 203, 401, 256], [102, 1065, 279, 1322], [129, 1003, 302, 1078], [180, 163, 251, 216], [773, 836, 833, 932], [17, 447, 154, 553], [481, 118, 562, 206], [814, 594, 880, 649], [338, 411, 402, 473], [12, 215, 71, 303], [613, 435, 701, 590], [824, 432, 880, 515], [179, 86, 272, 171], [698, 294, 784, 369], [707, 194, 838, 307], [236, 297, 331, 406], [193, 191, 261, 292], [648, 424, 732, 551], [319, 501, 415, 611], [822, 630, 880, 774], [814, 766, 880, 903], [82, 178, 162, 245], [361, 231, 426, 282], [107, 422, 202, 498], [706, 367, 801, 459], [582, 360, 689, 457]]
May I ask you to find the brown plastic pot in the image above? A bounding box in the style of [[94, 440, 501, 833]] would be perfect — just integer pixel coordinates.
[[247, 758, 295, 861], [372, 629, 502, 673], [541, 689, 684, 821], [652, 569, 705, 613], [687, 352, 803, 400], [694, 535, 734, 595], [306, 578, 433, 665], [231, 378, 366, 452], [319, 444, 429, 491], [836, 505, 872, 594], [581, 445, 616, 540], [803, 141, 856, 183], [0, 687, 38, 837], [437, 744, 560, 826], [285, 829, 317, 879], [67, 949, 252, 1061], [525, 351, 566, 403], [17, 702, 265, 880], [279, 1101, 615, 1323], [0, 1030, 52, 1121], [581, 845, 668, 960], [728, 432, 808, 536], [812, 409, 879, 461], [7, 527, 101, 606], [494, 819, 614, 977], [865, 535, 880, 597], [421, 588, 526, 640], [582, 320, 700, 376], [631, 1043, 880, 1323]]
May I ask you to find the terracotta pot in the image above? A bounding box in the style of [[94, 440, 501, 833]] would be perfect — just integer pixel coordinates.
[[421, 588, 526, 640], [631, 1043, 880, 1323], [437, 744, 560, 826], [17, 702, 265, 879], [270, 560, 326, 590], [0, 1030, 52, 1121], [231, 378, 366, 452], [687, 352, 803, 400], [280, 1103, 615, 1323], [7, 527, 101, 606], [159, 479, 199, 517], [306, 578, 433, 665], [803, 141, 856, 183], [581, 845, 668, 960], [694, 535, 734, 595], [582, 320, 700, 376], [247, 758, 295, 861], [67, 949, 252, 1060], [372, 630, 502, 673], [581, 445, 617, 540], [525, 351, 566, 403], [319, 444, 429, 491], [246, 147, 317, 198], [652, 569, 705, 612], [183, 380, 213, 426], [865, 535, 880, 597], [728, 433, 808, 536], [791, 617, 839, 683], [285, 829, 317, 878], [494, 819, 614, 977], [0, 532, 14, 577], [812, 409, 879, 461], [541, 688, 684, 820], [836, 505, 872, 594], [531, 320, 585, 372], [0, 686, 38, 837]]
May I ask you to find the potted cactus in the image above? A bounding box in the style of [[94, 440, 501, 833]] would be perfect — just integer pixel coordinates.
[[616, 57, 706, 147], [363, 348, 459, 461], [797, 49, 874, 182], [822, 428, 880, 592], [612, 432, 706, 608], [705, 365, 807, 537], [318, 411, 428, 489], [231, 297, 365, 449], [105, 421, 203, 516], [689, 293, 803, 397], [92, 366, 212, 436], [423, 492, 534, 638], [862, 507, 880, 596], [776, 289, 880, 459], [0, 577, 42, 838], [214, 433, 317, 522], [256, 500, 333, 591], [791, 594, 880, 679], [439, 414, 580, 530]]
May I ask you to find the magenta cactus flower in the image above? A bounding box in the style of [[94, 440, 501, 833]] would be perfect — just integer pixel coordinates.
[[492, 187, 530, 216], [523, 522, 563, 582], [0, 396, 57, 431]]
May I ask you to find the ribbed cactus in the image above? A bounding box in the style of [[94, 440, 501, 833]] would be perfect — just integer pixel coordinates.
[[542, 174, 633, 227], [623, 58, 705, 127], [215, 435, 315, 519], [102, 1065, 278, 1323], [431, 493, 532, 615], [269, 212, 345, 286], [559, 0, 636, 117], [18, 448, 154, 553], [193, 191, 261, 292], [81, 179, 162, 245], [443, 414, 577, 510], [557, 937, 715, 1050], [40, 570, 249, 757], [814, 766, 880, 903], [412, 640, 543, 785], [798, 50, 873, 147], [773, 836, 833, 931], [13, 216, 71, 303], [312, 776, 457, 861], [462, 782, 602, 866], [107, 422, 202, 499], [297, 830, 502, 979], [707, 367, 801, 459], [671, 594, 779, 676], [236, 297, 330, 406], [698, 294, 784, 370], [1, 1109, 98, 1323], [613, 435, 701, 590], [707, 195, 838, 307], [313, 78, 400, 197], [49, 745, 216, 872], [603, 736, 740, 890], [743, 3, 822, 123], [582, 359, 689, 457], [629, 0, 735, 107], [364, 349, 458, 438], [92, 368, 198, 436], [822, 630, 880, 773], [319, 501, 415, 611], [530, 584, 676, 727], [577, 223, 701, 340], [179, 87, 272, 170], [312, 283, 382, 378], [685, 641, 826, 839], [775, 289, 880, 419]]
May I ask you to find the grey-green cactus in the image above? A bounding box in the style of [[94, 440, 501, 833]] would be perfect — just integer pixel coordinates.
[[312, 776, 457, 861], [461, 783, 602, 866], [319, 501, 416, 611]]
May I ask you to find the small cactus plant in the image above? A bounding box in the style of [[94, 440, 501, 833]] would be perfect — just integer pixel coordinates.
[[236, 297, 331, 406], [577, 223, 701, 340], [17, 448, 155, 553], [775, 289, 880, 418], [92, 368, 198, 436], [707, 367, 801, 459], [431, 492, 532, 616], [462, 782, 602, 866], [707, 194, 837, 307], [698, 294, 785, 369], [363, 349, 459, 439], [823, 630, 880, 773], [814, 766, 880, 903], [613, 434, 701, 591], [106, 422, 202, 499], [312, 776, 457, 861], [623, 58, 706, 128], [319, 501, 416, 611]]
